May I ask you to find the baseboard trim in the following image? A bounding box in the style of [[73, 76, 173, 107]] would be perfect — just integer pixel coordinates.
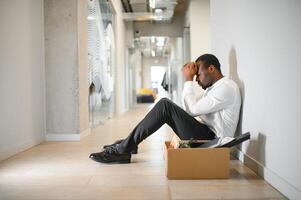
[[0, 137, 44, 162], [233, 147, 301, 200], [45, 133, 80, 141], [0, 128, 92, 161], [45, 128, 91, 141]]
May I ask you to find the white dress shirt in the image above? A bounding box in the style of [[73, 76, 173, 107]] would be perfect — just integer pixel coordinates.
[[182, 77, 241, 139]]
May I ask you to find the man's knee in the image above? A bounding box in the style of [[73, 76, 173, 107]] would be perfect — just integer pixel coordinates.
[[155, 98, 174, 109], [157, 98, 171, 105]]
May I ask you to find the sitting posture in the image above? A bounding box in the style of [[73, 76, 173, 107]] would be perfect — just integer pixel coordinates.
[[89, 54, 241, 164]]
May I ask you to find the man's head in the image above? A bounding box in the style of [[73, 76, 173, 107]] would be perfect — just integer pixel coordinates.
[[195, 54, 223, 89]]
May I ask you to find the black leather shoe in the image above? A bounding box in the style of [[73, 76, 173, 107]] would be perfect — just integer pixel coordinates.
[[89, 146, 131, 164], [103, 139, 138, 154], [103, 139, 123, 148]]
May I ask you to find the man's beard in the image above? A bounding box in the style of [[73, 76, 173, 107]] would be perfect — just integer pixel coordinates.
[[198, 78, 212, 90], [200, 83, 211, 90]]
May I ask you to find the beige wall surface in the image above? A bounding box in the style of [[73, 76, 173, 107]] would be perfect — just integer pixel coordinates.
[[0, 0, 45, 160], [188, 0, 211, 61], [211, 1, 301, 199]]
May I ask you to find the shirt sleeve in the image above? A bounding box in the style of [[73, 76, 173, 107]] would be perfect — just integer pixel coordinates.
[[182, 81, 234, 116], [181, 81, 202, 111]]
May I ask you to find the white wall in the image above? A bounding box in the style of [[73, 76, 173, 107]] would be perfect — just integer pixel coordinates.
[[142, 57, 168, 88], [183, 27, 191, 63], [0, 0, 45, 160], [187, 0, 211, 60], [133, 51, 142, 92], [110, 0, 128, 115], [169, 37, 184, 105], [211, 1, 301, 199], [128, 48, 142, 106], [124, 22, 136, 109]]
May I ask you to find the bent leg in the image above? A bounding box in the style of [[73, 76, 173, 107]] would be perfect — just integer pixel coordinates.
[[117, 98, 216, 153]]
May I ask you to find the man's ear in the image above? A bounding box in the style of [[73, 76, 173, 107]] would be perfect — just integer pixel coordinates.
[[208, 65, 215, 73]]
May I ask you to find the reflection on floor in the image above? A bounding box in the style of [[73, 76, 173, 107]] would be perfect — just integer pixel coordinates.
[[0, 104, 287, 200], [90, 100, 112, 127]]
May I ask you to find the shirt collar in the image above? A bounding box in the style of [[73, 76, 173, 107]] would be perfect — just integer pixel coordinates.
[[207, 76, 226, 90]]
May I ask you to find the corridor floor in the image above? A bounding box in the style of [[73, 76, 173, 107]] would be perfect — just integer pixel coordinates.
[[0, 104, 287, 200]]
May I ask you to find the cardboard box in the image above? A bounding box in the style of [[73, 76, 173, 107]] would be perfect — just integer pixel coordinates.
[[164, 141, 230, 179]]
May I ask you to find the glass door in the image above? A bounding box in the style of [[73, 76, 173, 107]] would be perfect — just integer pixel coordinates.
[[87, 0, 115, 127]]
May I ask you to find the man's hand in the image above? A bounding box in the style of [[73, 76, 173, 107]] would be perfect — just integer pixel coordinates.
[[181, 62, 198, 81]]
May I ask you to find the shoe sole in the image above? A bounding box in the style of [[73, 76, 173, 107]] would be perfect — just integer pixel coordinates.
[[101, 148, 138, 154], [89, 156, 131, 164], [118, 159, 131, 164], [131, 149, 138, 154]]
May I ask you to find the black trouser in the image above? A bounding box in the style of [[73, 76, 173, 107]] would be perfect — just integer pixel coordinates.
[[117, 98, 216, 153]]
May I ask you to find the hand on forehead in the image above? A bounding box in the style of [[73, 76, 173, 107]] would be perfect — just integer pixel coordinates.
[[183, 62, 197, 69]]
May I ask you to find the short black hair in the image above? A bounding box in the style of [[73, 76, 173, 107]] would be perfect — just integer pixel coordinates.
[[195, 54, 221, 73]]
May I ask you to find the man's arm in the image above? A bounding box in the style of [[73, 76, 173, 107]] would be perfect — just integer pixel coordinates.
[[181, 62, 233, 116], [181, 62, 200, 113], [181, 62, 198, 82], [181, 62, 203, 113], [183, 84, 234, 116], [181, 80, 204, 112]]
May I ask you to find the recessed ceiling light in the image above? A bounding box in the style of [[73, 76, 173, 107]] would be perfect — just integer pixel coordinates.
[[155, 9, 162, 13], [151, 50, 155, 57], [87, 15, 95, 20], [151, 36, 155, 43], [149, 0, 156, 9]]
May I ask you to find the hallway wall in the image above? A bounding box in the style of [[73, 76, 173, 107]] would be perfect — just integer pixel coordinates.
[[187, 0, 211, 60], [0, 0, 45, 160], [169, 37, 184, 105], [110, 0, 128, 115], [142, 57, 168, 89], [211, 1, 301, 199]]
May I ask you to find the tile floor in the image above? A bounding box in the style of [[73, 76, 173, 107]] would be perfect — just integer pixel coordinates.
[[0, 104, 287, 200]]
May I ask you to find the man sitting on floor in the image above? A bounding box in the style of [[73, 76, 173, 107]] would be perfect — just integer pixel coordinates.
[[89, 54, 241, 164]]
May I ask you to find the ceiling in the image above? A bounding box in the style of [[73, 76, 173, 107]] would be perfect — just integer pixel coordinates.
[[134, 36, 170, 57], [122, 0, 189, 58], [121, 0, 188, 22]]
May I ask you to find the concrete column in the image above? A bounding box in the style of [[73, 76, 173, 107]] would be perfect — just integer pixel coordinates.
[[44, 0, 90, 141]]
